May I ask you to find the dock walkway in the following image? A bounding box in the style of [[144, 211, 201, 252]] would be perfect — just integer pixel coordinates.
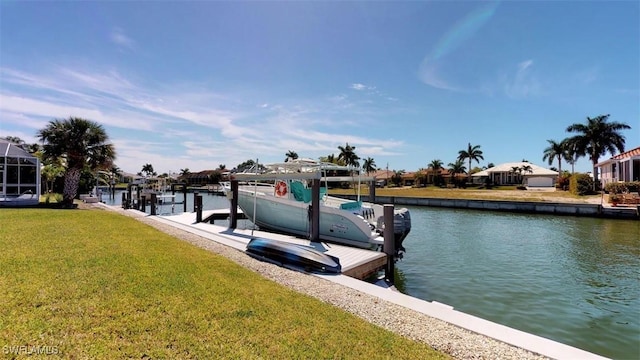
[[157, 210, 387, 279]]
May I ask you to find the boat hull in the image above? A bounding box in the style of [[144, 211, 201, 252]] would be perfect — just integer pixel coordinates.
[[246, 238, 341, 273], [237, 190, 377, 249]]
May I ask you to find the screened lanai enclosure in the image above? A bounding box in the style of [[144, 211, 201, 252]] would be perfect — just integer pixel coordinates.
[[0, 139, 41, 206]]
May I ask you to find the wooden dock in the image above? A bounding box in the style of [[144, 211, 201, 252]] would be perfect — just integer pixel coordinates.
[[156, 209, 387, 280]]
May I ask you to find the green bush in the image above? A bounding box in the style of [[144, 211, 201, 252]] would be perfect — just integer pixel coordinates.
[[569, 173, 594, 195], [626, 181, 640, 193], [43, 192, 63, 204], [557, 175, 571, 191], [604, 182, 628, 194]]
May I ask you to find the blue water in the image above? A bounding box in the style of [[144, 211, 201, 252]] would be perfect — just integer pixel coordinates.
[[104, 191, 639, 359], [398, 206, 639, 359]]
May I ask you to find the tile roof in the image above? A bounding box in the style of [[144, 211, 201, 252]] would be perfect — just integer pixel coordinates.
[[612, 146, 640, 160]]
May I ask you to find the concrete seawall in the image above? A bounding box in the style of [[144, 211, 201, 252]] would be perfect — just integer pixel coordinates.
[[338, 195, 640, 220]]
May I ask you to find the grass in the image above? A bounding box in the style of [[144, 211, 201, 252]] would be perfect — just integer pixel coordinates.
[[0, 209, 448, 359], [330, 185, 601, 203]]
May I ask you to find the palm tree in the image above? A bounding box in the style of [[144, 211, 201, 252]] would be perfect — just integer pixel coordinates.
[[363, 157, 377, 175], [4, 136, 24, 144], [218, 164, 226, 170], [38, 117, 115, 207], [391, 170, 405, 187], [520, 164, 533, 185], [285, 150, 298, 162], [542, 139, 565, 174], [510, 166, 520, 184], [457, 143, 484, 183], [41, 160, 65, 194], [428, 159, 443, 185], [566, 114, 631, 190], [562, 138, 579, 174], [337, 143, 360, 168], [447, 159, 467, 187], [141, 163, 155, 177]]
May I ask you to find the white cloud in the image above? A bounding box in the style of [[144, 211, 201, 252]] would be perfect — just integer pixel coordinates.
[[350, 83, 367, 91], [110, 27, 135, 50], [503, 59, 541, 99], [418, 58, 463, 92], [1, 65, 408, 173]]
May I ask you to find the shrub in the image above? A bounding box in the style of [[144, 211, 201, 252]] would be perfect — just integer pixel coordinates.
[[557, 175, 571, 191], [569, 173, 594, 196], [604, 182, 627, 194], [626, 181, 640, 193], [609, 193, 622, 204]]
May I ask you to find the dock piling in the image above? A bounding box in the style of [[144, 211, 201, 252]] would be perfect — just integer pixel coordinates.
[[229, 181, 238, 229], [383, 204, 395, 285], [150, 193, 157, 215], [195, 195, 203, 223], [310, 178, 320, 242]]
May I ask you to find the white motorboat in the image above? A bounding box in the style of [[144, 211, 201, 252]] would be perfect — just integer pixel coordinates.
[[222, 159, 411, 259]]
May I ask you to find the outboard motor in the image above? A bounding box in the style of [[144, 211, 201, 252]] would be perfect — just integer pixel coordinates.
[[376, 208, 412, 261]]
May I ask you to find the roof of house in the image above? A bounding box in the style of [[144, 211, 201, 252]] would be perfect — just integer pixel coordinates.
[[0, 139, 37, 158], [596, 146, 640, 166], [472, 162, 558, 177], [371, 169, 394, 179]]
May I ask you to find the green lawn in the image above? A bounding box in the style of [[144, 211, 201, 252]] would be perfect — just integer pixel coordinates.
[[0, 209, 448, 359], [330, 185, 600, 203]]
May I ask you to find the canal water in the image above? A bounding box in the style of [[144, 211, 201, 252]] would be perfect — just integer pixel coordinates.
[[103, 191, 639, 359]]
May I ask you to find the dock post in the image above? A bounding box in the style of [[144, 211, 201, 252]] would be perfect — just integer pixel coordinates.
[[141, 195, 146, 212], [310, 178, 320, 242], [150, 193, 157, 215], [127, 185, 133, 209], [135, 187, 141, 210], [369, 180, 376, 203], [383, 204, 395, 285], [229, 180, 238, 229], [193, 192, 199, 212], [195, 194, 203, 223], [182, 184, 187, 213]]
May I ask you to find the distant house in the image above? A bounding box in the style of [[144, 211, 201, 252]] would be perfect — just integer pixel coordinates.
[[371, 169, 393, 187], [472, 162, 558, 187], [180, 170, 220, 186], [596, 146, 640, 185]]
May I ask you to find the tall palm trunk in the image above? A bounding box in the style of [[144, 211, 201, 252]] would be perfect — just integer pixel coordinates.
[[592, 160, 599, 191], [63, 167, 81, 206]]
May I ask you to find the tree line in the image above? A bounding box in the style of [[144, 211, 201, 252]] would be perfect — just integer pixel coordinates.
[[4, 113, 631, 206]]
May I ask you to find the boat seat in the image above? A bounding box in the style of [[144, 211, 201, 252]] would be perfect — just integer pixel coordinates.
[[340, 201, 362, 210], [289, 181, 326, 203]]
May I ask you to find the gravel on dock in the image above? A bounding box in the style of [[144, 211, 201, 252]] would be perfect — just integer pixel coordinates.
[[94, 203, 548, 360]]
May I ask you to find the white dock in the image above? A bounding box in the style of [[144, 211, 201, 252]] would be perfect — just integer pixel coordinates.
[[157, 209, 387, 279]]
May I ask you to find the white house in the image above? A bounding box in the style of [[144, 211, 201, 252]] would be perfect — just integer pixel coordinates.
[[472, 162, 559, 187], [596, 146, 640, 185]]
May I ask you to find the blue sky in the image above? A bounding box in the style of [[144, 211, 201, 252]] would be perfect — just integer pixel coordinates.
[[1, 1, 638, 175]]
